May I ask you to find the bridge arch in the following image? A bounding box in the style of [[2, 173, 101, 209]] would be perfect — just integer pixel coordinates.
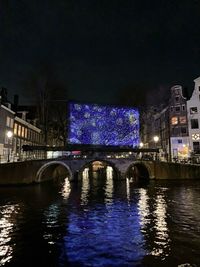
[[36, 161, 73, 183], [78, 158, 120, 180], [125, 161, 152, 182]]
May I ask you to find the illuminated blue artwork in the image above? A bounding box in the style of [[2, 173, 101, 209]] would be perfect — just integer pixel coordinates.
[[68, 102, 139, 147]]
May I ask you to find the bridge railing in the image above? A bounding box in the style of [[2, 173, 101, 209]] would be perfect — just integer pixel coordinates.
[[1, 151, 199, 165]]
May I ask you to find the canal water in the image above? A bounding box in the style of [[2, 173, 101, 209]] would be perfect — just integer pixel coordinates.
[[0, 174, 200, 266]]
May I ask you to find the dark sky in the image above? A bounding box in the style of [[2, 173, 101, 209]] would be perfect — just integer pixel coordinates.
[[1, 0, 200, 105]]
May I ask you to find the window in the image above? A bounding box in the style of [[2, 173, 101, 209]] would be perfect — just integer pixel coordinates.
[[178, 139, 182, 144], [180, 116, 186, 124], [5, 134, 8, 144], [10, 118, 14, 128], [171, 117, 178, 125], [175, 96, 179, 102], [14, 123, 18, 135], [25, 128, 28, 138], [172, 128, 179, 135], [199, 86, 200, 91], [190, 107, 198, 114], [175, 88, 180, 95], [175, 106, 181, 112], [6, 116, 10, 127], [18, 125, 21, 136], [21, 127, 24, 137], [193, 141, 200, 152], [191, 119, 199, 129], [181, 127, 187, 134], [182, 105, 185, 111], [170, 107, 173, 112], [192, 133, 200, 140]]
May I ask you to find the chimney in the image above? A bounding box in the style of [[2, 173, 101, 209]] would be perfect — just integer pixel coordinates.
[[14, 94, 19, 111], [0, 87, 8, 104]]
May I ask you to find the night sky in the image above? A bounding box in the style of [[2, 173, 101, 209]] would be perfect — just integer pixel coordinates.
[[1, 0, 200, 105]]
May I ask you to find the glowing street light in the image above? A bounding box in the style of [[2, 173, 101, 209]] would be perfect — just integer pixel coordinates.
[[7, 131, 13, 162], [153, 135, 159, 144], [139, 142, 144, 148], [153, 135, 159, 161], [7, 131, 13, 139]]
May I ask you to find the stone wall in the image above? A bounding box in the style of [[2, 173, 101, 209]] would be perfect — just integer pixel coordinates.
[[153, 161, 200, 179], [0, 159, 200, 185], [0, 160, 48, 185]]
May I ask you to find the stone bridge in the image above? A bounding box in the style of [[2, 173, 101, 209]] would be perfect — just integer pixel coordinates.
[[0, 157, 200, 185]]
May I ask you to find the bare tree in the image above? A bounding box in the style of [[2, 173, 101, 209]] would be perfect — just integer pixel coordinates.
[[22, 63, 68, 146]]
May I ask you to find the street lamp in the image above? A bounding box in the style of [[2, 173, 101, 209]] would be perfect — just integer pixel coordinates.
[[7, 131, 13, 162], [153, 135, 159, 147], [139, 142, 144, 148], [153, 135, 159, 161]]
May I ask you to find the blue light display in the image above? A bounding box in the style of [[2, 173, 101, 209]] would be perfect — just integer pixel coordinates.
[[68, 102, 139, 147]]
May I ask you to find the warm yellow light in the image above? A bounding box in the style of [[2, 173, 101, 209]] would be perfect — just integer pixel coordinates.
[[139, 142, 144, 148], [7, 131, 13, 138], [153, 136, 159, 143]]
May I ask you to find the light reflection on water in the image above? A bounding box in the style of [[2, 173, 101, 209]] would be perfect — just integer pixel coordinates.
[[152, 190, 170, 259], [0, 176, 200, 266], [0, 204, 20, 266]]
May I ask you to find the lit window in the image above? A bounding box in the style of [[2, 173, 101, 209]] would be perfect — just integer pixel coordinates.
[[190, 107, 197, 114], [21, 127, 24, 137], [171, 117, 178, 125], [191, 119, 199, 129], [18, 125, 21, 136], [25, 128, 28, 138], [180, 116, 186, 124], [14, 123, 18, 135], [192, 134, 200, 140]]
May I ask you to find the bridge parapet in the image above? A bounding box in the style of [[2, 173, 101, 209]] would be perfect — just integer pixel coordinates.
[[1, 158, 200, 185]]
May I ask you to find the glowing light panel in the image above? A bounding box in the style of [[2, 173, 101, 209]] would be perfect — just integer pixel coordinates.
[[68, 102, 139, 146]]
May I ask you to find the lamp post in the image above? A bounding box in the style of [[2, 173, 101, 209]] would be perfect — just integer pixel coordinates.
[[153, 135, 159, 160], [7, 130, 13, 162]]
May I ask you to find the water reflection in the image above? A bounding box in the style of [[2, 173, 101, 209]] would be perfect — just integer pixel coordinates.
[[138, 188, 150, 228], [0, 178, 200, 266], [152, 190, 170, 259], [64, 197, 146, 266], [81, 168, 90, 205], [43, 204, 60, 246], [61, 178, 71, 199], [0, 204, 20, 266], [105, 167, 113, 204]]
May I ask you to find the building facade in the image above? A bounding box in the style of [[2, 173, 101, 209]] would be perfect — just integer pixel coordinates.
[[141, 85, 189, 161], [0, 103, 15, 162], [169, 85, 189, 160], [187, 77, 200, 156], [13, 116, 44, 160]]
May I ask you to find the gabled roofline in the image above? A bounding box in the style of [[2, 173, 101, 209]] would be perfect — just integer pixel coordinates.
[[1, 104, 15, 114]]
